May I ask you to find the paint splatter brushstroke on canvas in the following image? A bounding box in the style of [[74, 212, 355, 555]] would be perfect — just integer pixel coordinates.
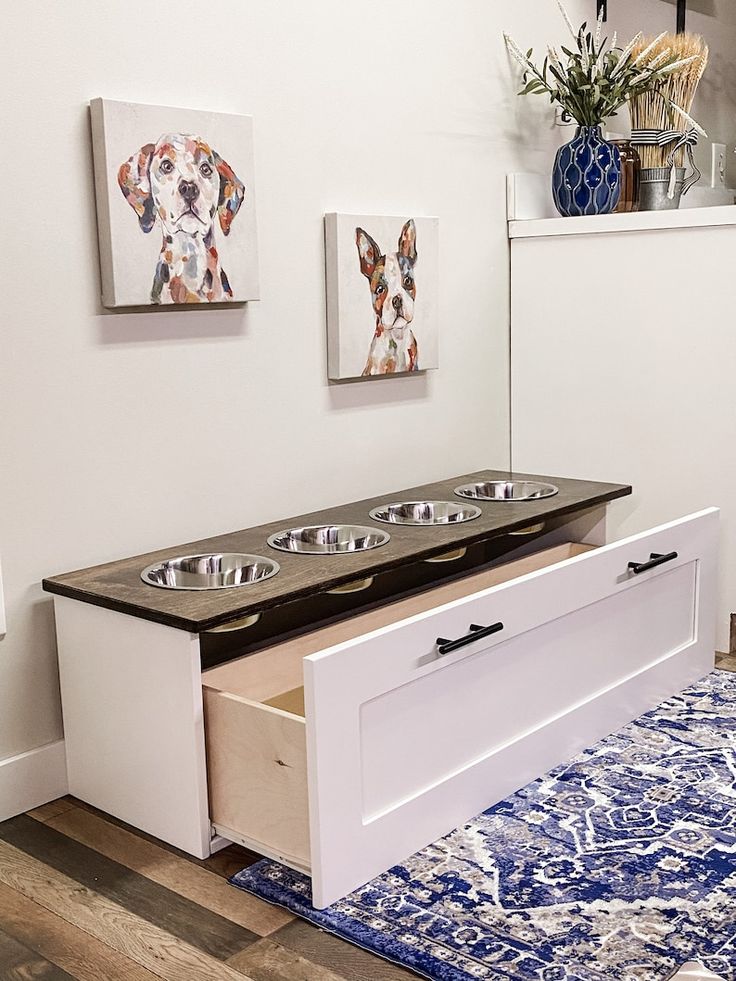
[[356, 220, 419, 375], [91, 99, 259, 308], [118, 133, 244, 304], [325, 213, 439, 381]]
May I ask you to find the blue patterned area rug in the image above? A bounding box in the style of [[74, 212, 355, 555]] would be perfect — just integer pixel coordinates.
[[231, 671, 736, 980]]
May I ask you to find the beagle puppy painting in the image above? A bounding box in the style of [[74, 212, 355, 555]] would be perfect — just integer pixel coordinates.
[[118, 133, 245, 304]]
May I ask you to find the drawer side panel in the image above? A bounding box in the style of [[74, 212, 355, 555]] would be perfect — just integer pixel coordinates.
[[203, 689, 310, 868]]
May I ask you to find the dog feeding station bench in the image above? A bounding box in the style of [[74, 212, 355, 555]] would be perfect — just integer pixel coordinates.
[[43, 469, 718, 908]]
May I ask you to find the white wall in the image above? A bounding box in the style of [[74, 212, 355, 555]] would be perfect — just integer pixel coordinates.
[[607, 0, 736, 187], [0, 0, 591, 803]]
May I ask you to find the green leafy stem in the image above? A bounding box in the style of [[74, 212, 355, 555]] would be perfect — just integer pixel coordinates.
[[504, 2, 705, 133]]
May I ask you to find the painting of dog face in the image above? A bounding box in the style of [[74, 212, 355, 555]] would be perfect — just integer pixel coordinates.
[[91, 99, 259, 308], [325, 213, 438, 380], [356, 221, 419, 375], [118, 133, 244, 304]]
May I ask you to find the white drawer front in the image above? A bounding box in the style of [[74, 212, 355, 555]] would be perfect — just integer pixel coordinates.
[[304, 508, 718, 907], [360, 559, 696, 824]]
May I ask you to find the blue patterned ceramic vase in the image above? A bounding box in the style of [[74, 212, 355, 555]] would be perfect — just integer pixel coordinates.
[[552, 125, 622, 217]]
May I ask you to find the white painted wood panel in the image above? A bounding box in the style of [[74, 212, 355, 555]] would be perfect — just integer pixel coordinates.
[[304, 509, 717, 907], [510, 223, 735, 650], [54, 598, 211, 858], [0, 555, 5, 637], [506, 173, 736, 235], [359, 562, 696, 823], [0, 740, 67, 821]]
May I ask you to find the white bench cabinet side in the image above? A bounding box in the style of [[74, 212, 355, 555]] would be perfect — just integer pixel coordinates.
[[54, 597, 211, 858]]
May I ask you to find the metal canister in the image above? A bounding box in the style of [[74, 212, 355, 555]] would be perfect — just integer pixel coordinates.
[[639, 167, 686, 211]]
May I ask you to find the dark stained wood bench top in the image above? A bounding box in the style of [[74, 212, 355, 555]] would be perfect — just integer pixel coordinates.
[[42, 468, 631, 632]]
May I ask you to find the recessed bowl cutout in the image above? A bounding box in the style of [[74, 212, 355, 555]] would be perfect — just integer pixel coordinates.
[[509, 521, 546, 536], [267, 524, 390, 555], [455, 480, 559, 502], [205, 612, 262, 633], [424, 547, 468, 564], [369, 501, 481, 526], [326, 577, 375, 595], [141, 553, 279, 590]]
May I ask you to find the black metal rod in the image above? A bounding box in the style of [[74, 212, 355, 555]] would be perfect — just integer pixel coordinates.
[[436, 621, 504, 657], [677, 0, 687, 33], [628, 551, 679, 575]]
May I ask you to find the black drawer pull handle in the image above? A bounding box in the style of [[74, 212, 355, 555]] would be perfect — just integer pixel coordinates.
[[436, 622, 504, 657], [627, 551, 678, 575]]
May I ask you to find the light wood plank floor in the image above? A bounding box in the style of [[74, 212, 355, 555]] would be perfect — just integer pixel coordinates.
[[1, 658, 733, 981], [0, 797, 415, 981]]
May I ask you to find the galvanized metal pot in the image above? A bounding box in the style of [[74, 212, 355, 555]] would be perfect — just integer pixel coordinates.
[[639, 167, 686, 211]]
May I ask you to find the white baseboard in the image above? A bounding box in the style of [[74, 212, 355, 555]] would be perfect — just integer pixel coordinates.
[[0, 739, 68, 821]]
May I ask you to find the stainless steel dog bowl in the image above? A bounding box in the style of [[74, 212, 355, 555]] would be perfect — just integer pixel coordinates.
[[267, 524, 390, 554], [369, 500, 481, 526], [141, 553, 280, 590], [455, 480, 559, 502]]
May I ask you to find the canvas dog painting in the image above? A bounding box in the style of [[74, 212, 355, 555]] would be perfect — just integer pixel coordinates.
[[325, 213, 438, 380], [355, 220, 418, 375], [91, 99, 260, 308], [118, 134, 244, 304]]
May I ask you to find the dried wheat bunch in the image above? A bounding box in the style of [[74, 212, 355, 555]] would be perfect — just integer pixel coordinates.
[[628, 33, 708, 168]]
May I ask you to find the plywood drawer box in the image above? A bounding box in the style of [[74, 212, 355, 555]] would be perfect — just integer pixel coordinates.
[[203, 509, 718, 907]]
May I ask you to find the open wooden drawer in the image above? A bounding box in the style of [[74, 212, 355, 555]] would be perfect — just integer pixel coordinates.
[[203, 509, 717, 907]]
